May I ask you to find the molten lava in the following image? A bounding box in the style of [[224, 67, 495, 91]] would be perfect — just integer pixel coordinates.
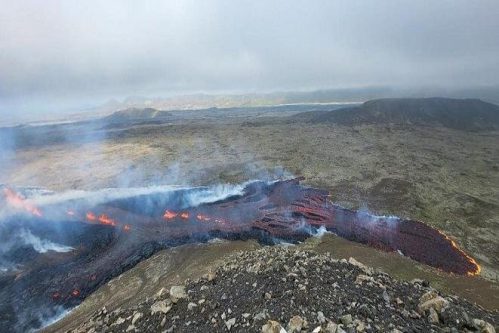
[[3, 187, 42, 217], [86, 211, 97, 221], [97, 214, 117, 226], [163, 209, 177, 220], [0, 178, 483, 332]]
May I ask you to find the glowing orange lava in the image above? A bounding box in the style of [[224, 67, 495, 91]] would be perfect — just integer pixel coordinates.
[[86, 212, 97, 221], [98, 214, 117, 226], [163, 210, 177, 220], [3, 188, 42, 217], [437, 230, 481, 276]]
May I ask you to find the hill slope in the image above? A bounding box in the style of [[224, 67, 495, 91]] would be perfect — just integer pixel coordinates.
[[104, 107, 172, 122], [63, 247, 498, 333], [293, 98, 499, 131]]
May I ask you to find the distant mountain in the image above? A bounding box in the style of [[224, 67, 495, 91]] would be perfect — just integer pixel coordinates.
[[104, 107, 172, 122], [100, 107, 173, 129], [292, 98, 499, 131]]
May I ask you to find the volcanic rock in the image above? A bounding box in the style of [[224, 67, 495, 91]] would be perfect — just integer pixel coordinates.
[[262, 320, 285, 333], [169, 285, 187, 303], [339, 314, 352, 326], [428, 307, 440, 324], [418, 295, 449, 314], [150, 300, 171, 315], [55, 247, 498, 333], [287, 315, 305, 332], [317, 311, 326, 324], [225, 317, 236, 330]]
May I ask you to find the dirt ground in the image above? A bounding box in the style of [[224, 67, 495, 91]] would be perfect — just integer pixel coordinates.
[[3, 114, 498, 281]]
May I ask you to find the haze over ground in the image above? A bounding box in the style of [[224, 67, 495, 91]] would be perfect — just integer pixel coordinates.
[[1, 0, 499, 122]]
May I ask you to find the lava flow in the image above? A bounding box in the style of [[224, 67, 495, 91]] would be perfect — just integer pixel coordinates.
[[2, 187, 43, 217], [0, 179, 481, 332]]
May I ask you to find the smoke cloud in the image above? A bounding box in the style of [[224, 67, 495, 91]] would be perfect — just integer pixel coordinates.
[[18, 228, 74, 253]]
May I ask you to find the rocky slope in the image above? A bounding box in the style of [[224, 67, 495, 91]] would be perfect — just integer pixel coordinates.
[[67, 247, 497, 333], [293, 98, 499, 131]]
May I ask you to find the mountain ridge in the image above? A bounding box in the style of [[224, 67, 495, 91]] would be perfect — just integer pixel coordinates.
[[292, 97, 499, 131]]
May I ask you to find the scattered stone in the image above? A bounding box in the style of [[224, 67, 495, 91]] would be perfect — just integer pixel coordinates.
[[287, 315, 304, 332], [356, 320, 366, 332], [317, 311, 326, 324], [254, 309, 269, 321], [355, 274, 373, 285], [150, 300, 171, 315], [225, 317, 236, 330], [473, 319, 496, 333], [204, 271, 217, 282], [262, 320, 286, 333], [418, 296, 449, 314], [169, 285, 187, 303], [112, 317, 125, 326], [325, 321, 338, 333], [131, 312, 142, 325], [69, 247, 498, 333], [340, 314, 352, 326], [428, 307, 439, 324]]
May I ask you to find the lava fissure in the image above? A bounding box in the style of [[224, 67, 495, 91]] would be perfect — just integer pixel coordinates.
[[0, 179, 480, 332]]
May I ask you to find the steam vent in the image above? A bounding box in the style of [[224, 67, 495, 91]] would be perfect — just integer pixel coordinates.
[[0, 178, 480, 331]]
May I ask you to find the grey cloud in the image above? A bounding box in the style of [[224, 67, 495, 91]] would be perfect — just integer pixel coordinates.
[[1, 0, 498, 118]]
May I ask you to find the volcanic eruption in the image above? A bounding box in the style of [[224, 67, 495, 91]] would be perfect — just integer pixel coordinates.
[[0, 178, 480, 332]]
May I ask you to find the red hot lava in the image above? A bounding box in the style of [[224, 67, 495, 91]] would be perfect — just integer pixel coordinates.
[[2, 187, 42, 217], [0, 178, 482, 332]]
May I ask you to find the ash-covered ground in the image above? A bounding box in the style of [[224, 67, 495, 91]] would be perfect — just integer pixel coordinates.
[[65, 246, 498, 332]]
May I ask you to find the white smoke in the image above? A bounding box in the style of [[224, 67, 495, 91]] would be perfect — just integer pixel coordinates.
[[18, 229, 74, 253], [182, 183, 246, 208], [32, 305, 73, 332], [311, 225, 329, 237], [355, 206, 399, 227], [21, 182, 250, 209]]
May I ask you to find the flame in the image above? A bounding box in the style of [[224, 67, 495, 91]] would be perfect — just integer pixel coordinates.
[[71, 289, 80, 297], [163, 210, 177, 220], [98, 214, 117, 226], [86, 212, 97, 221], [437, 230, 481, 276], [180, 212, 189, 219], [123, 224, 131, 232], [3, 188, 43, 217]]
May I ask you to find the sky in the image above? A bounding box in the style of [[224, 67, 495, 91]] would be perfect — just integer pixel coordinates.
[[1, 0, 499, 120]]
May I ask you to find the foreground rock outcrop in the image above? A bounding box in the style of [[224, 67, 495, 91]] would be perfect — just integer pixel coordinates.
[[66, 247, 497, 332]]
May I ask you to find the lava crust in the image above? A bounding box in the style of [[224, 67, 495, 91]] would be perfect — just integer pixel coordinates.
[[0, 179, 480, 332]]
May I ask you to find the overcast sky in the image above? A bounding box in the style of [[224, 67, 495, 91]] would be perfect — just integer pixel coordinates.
[[1, 0, 499, 119]]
